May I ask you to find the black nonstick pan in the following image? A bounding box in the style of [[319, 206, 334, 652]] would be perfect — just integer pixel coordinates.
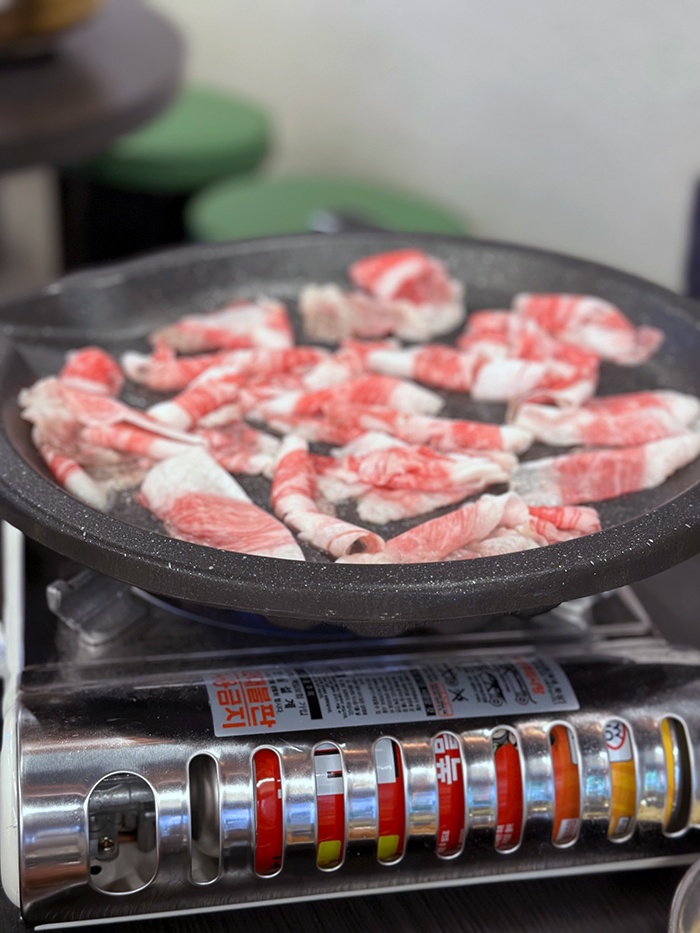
[[0, 233, 698, 632]]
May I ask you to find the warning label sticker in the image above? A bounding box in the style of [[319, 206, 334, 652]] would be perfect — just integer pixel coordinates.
[[205, 655, 579, 738], [605, 719, 633, 762]]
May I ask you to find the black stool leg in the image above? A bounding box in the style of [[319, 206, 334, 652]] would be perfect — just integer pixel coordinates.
[[59, 169, 189, 272], [685, 179, 700, 301], [59, 169, 93, 271]]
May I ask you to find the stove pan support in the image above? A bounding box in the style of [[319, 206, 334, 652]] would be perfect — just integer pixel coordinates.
[[46, 568, 147, 646]]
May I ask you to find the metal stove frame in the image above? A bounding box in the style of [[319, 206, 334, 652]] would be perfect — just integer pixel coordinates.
[[2, 522, 700, 930]]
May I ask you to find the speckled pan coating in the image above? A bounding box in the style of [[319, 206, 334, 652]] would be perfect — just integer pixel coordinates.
[[0, 233, 698, 631]]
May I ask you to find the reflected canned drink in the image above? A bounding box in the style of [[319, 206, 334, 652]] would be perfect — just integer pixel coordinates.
[[253, 748, 283, 876], [375, 738, 406, 863], [662, 717, 691, 835], [663, 719, 680, 832], [493, 728, 523, 851], [605, 719, 636, 839], [245, 714, 686, 877], [550, 725, 580, 846], [433, 732, 466, 858], [314, 743, 345, 869]]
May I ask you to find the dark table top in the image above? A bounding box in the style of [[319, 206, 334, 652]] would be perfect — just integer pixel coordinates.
[[1, 555, 698, 931], [63, 868, 688, 933], [0, 869, 686, 933], [0, 0, 183, 172]]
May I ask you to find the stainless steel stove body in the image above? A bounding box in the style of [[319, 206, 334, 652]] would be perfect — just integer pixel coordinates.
[[3, 523, 700, 930]]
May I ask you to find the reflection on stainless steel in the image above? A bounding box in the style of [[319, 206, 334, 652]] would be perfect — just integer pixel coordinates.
[[664, 718, 692, 837]]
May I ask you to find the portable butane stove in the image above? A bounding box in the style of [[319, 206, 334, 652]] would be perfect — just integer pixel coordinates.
[[1, 234, 700, 929], [2, 523, 700, 930]]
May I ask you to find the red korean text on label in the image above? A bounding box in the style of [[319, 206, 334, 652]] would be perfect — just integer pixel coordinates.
[[429, 681, 454, 718], [211, 671, 277, 730], [434, 732, 461, 785]]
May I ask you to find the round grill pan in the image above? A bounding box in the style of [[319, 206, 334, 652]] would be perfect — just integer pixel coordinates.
[[0, 233, 699, 631]]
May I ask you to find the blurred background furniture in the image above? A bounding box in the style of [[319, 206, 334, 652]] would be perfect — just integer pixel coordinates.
[[0, 0, 183, 298], [0, 0, 182, 173], [60, 86, 271, 269], [186, 174, 466, 243], [0, 0, 102, 62], [686, 181, 700, 300]]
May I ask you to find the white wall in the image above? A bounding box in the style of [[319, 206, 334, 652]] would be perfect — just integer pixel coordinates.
[[150, 0, 700, 290]]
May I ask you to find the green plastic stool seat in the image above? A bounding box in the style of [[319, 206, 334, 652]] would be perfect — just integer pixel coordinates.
[[88, 87, 271, 194], [186, 176, 467, 242]]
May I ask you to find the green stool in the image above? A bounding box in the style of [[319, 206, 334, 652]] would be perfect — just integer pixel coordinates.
[[61, 87, 271, 269], [185, 176, 467, 242]]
